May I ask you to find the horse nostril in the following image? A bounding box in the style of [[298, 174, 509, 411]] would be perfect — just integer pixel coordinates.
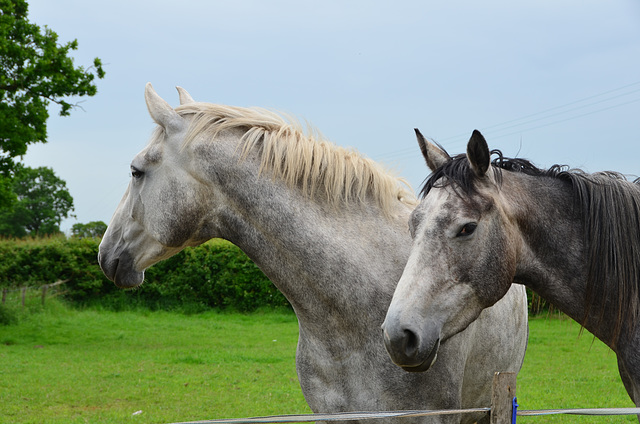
[[382, 323, 424, 366], [383, 321, 440, 371], [403, 328, 419, 358]]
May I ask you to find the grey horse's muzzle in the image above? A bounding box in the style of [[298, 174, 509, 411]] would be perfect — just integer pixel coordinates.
[[381, 318, 441, 372]]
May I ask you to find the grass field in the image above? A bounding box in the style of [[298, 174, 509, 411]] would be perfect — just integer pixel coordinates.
[[0, 301, 636, 423], [518, 315, 635, 422]]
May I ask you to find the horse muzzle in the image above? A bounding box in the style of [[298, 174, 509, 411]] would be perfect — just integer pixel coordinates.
[[381, 319, 441, 372], [98, 247, 145, 289]]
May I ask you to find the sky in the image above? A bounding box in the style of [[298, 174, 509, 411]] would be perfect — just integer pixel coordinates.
[[20, 0, 640, 233]]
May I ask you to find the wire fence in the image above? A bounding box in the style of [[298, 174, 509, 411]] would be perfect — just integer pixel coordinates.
[[167, 409, 491, 424], [165, 406, 640, 424], [1, 279, 68, 306], [165, 373, 640, 424]]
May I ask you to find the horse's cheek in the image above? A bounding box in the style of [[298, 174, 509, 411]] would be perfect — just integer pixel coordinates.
[[471, 226, 515, 307], [160, 180, 207, 247], [492, 226, 518, 297]]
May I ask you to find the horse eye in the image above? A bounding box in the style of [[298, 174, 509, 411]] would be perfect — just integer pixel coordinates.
[[457, 222, 477, 237], [131, 167, 144, 179]]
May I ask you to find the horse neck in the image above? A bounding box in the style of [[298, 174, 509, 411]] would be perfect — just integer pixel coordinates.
[[204, 142, 413, 330], [505, 173, 618, 344]]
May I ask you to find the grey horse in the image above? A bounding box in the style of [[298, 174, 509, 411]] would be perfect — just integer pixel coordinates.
[[99, 85, 528, 423], [383, 128, 640, 416]]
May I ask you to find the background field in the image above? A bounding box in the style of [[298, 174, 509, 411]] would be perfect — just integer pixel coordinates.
[[518, 316, 635, 422], [0, 301, 636, 423]]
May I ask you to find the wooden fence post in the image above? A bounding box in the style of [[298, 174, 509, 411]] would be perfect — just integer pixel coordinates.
[[1, 288, 6, 304], [41, 284, 48, 306], [490, 372, 517, 424], [21, 287, 26, 307]]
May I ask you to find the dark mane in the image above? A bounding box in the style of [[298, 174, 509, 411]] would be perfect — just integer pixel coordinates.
[[419, 149, 576, 199], [421, 149, 640, 346]]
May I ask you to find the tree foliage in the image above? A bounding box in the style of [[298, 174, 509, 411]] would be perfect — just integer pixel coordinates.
[[71, 220, 107, 238], [0, 165, 74, 237], [0, 0, 105, 206]]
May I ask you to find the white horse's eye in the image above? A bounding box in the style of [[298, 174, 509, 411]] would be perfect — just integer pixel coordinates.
[[131, 166, 144, 179], [457, 222, 477, 237]]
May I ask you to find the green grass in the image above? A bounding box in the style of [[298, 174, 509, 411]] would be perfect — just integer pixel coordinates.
[[0, 301, 310, 423], [518, 315, 636, 422], [0, 301, 636, 423]]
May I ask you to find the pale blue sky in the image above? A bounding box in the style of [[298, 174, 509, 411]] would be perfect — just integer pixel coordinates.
[[22, 0, 640, 232]]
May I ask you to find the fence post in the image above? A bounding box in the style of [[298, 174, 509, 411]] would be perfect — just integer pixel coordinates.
[[21, 287, 26, 307], [490, 372, 517, 424], [42, 284, 48, 306], [1, 288, 6, 304]]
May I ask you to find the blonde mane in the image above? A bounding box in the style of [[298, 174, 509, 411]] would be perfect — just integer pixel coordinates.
[[174, 102, 417, 216]]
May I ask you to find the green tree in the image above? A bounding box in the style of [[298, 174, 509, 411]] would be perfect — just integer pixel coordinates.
[[71, 221, 107, 238], [0, 0, 105, 207], [0, 165, 74, 237]]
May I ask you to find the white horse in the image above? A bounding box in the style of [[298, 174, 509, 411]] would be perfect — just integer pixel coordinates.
[[98, 84, 528, 424]]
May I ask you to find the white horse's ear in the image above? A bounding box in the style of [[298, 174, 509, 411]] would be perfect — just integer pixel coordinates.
[[467, 130, 490, 177], [415, 128, 450, 172], [176, 86, 195, 105], [144, 82, 184, 134]]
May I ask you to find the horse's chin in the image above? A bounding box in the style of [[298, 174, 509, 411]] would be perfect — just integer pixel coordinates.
[[113, 269, 145, 289], [400, 338, 440, 373], [102, 259, 145, 289]]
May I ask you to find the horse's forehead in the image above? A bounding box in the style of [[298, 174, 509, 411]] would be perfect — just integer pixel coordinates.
[[134, 130, 187, 167], [140, 141, 163, 164], [423, 187, 469, 216], [421, 184, 495, 223], [415, 189, 461, 231], [421, 188, 455, 214]]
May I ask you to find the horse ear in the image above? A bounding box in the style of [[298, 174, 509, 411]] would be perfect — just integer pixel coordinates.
[[415, 128, 450, 172], [176, 86, 195, 105], [467, 130, 490, 177], [144, 83, 185, 134]]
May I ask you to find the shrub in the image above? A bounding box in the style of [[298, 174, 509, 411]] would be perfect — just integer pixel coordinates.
[[0, 303, 18, 325], [0, 236, 290, 312]]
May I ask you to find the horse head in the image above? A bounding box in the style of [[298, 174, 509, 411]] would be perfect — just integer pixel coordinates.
[[382, 129, 519, 372], [98, 83, 216, 288]]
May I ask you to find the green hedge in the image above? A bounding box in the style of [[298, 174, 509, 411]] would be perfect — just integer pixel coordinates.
[[0, 237, 290, 312], [0, 237, 550, 315]]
